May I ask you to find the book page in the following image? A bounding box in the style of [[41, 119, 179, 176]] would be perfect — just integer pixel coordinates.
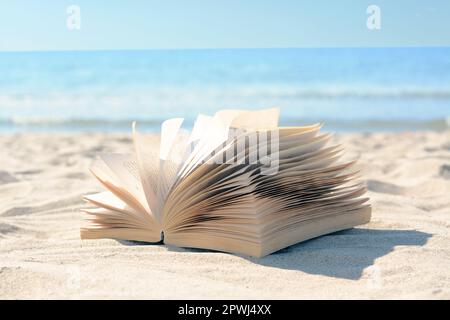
[[159, 118, 188, 199], [178, 115, 229, 179], [83, 191, 155, 226], [132, 122, 160, 219], [160, 118, 184, 161], [228, 107, 280, 130], [158, 121, 191, 211], [188, 114, 214, 144], [84, 191, 138, 215], [215, 108, 280, 130], [191, 108, 281, 166], [98, 153, 149, 209]]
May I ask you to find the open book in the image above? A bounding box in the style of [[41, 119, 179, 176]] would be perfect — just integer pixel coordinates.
[[81, 108, 371, 257]]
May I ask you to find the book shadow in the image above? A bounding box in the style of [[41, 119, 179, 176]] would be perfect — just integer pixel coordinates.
[[116, 239, 163, 246], [117, 228, 431, 281], [247, 228, 431, 280]]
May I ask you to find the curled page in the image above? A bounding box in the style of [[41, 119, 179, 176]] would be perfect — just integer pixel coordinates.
[[179, 108, 281, 178], [160, 118, 184, 160], [158, 119, 191, 212], [97, 153, 149, 210], [188, 114, 213, 145], [178, 115, 230, 178], [216, 108, 281, 175], [216, 107, 280, 130], [132, 122, 160, 220]]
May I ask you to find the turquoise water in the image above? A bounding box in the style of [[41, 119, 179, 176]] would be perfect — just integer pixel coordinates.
[[1, 48, 449, 132]]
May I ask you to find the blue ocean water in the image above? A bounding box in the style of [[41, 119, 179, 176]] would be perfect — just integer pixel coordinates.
[[0, 47, 449, 132]]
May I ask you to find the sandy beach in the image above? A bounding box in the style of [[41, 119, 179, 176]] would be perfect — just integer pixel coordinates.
[[1, 130, 449, 299]]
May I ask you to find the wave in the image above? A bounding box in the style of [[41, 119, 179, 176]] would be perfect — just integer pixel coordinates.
[[1, 116, 449, 132], [1, 86, 450, 109], [2, 117, 161, 126], [284, 117, 450, 131], [1, 85, 449, 132], [242, 87, 450, 100]]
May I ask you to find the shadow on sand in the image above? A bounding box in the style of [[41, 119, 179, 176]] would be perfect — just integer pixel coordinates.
[[118, 228, 431, 280], [247, 228, 431, 280]]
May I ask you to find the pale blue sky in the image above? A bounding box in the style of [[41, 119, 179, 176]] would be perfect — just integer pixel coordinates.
[[0, 0, 449, 51]]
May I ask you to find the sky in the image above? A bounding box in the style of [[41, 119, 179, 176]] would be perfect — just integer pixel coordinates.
[[0, 0, 450, 51]]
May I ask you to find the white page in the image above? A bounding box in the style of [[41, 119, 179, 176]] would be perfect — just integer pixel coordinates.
[[158, 125, 191, 210], [227, 107, 280, 130], [132, 122, 160, 219], [188, 114, 213, 144], [98, 153, 149, 212], [178, 115, 230, 178], [160, 118, 184, 160]]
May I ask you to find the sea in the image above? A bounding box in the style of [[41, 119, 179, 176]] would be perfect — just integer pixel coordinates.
[[1, 47, 449, 132]]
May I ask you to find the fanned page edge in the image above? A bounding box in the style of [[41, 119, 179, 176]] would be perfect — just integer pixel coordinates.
[[160, 112, 371, 257], [80, 156, 161, 243]]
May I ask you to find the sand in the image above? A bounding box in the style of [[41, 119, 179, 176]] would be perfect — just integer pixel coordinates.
[[1, 130, 450, 299]]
